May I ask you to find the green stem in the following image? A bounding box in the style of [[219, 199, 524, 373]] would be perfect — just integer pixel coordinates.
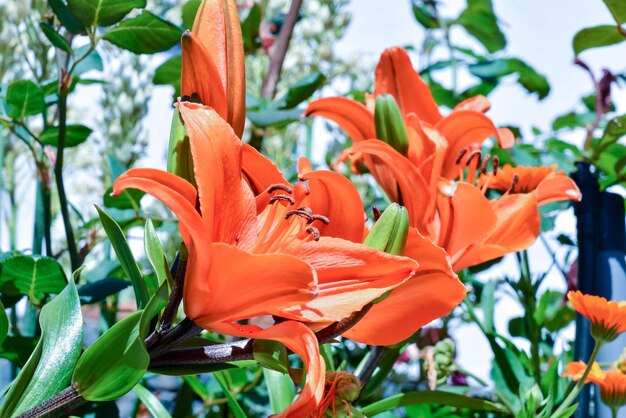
[[550, 341, 603, 418], [55, 81, 80, 271], [516, 251, 542, 387]]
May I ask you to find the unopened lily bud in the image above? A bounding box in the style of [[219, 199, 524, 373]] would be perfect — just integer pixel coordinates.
[[374, 94, 409, 155], [364, 203, 409, 256], [166, 108, 196, 186], [320, 372, 364, 418]]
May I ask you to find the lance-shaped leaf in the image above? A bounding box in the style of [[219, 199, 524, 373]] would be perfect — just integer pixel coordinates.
[[573, 25, 626, 56], [0, 255, 67, 305], [68, 0, 146, 27], [72, 311, 149, 401], [103, 11, 182, 54], [133, 383, 172, 418], [96, 206, 150, 308], [0, 280, 82, 417], [6, 80, 45, 120]]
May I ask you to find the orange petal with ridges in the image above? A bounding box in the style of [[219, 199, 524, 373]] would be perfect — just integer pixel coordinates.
[[437, 110, 513, 179], [192, 0, 245, 136], [439, 182, 497, 260], [209, 321, 325, 417], [181, 31, 228, 119], [279, 236, 417, 322], [304, 97, 376, 142], [298, 158, 365, 242], [345, 228, 464, 345], [186, 243, 317, 325], [452, 193, 540, 271], [241, 143, 288, 195], [178, 102, 258, 246], [374, 47, 442, 125], [112, 170, 207, 248], [342, 140, 431, 230]]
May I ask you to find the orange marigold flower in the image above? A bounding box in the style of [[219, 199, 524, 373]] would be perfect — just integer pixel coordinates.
[[564, 361, 626, 412], [567, 291, 626, 342]]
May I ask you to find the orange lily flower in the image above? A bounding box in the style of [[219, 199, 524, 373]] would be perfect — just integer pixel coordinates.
[[113, 102, 429, 415], [565, 361, 626, 413], [338, 133, 581, 271], [181, 0, 245, 137], [304, 46, 514, 183], [568, 291, 626, 342]]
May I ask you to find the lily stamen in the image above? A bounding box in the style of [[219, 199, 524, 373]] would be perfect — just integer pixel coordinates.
[[506, 173, 520, 194], [267, 184, 293, 194], [306, 226, 321, 241], [285, 208, 315, 223], [454, 147, 469, 165], [480, 154, 491, 175], [464, 150, 481, 185], [269, 195, 296, 205]]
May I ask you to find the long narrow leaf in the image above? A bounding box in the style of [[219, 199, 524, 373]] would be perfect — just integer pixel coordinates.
[[215, 371, 247, 418], [133, 383, 172, 418]]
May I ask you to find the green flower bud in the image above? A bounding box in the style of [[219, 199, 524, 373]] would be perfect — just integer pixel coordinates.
[[374, 94, 409, 155], [166, 108, 196, 186], [364, 203, 409, 256]]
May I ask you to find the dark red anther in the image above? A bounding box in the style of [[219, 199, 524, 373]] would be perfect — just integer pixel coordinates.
[[507, 173, 519, 194], [269, 195, 296, 205], [306, 226, 321, 241], [267, 184, 293, 194], [311, 214, 330, 225], [372, 207, 381, 221], [480, 154, 491, 175], [455, 147, 469, 165], [285, 208, 314, 222], [464, 150, 481, 168], [492, 156, 500, 175]]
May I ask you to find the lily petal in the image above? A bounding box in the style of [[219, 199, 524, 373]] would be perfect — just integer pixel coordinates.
[[181, 31, 228, 119], [192, 0, 245, 136], [374, 47, 442, 125], [345, 228, 464, 345], [187, 242, 317, 325], [454, 95, 491, 113], [298, 158, 365, 242], [280, 236, 417, 322], [242, 143, 289, 195], [342, 140, 431, 230], [452, 193, 540, 271], [178, 102, 258, 246], [209, 321, 325, 417], [437, 110, 514, 179], [304, 97, 376, 142]]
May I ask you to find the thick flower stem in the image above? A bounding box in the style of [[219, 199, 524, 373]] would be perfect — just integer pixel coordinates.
[[150, 304, 374, 370], [15, 386, 83, 418], [550, 341, 603, 418], [356, 346, 387, 385], [148, 317, 203, 359]]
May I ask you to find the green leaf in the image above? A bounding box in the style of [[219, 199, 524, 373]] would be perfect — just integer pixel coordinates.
[[153, 360, 254, 376], [241, 3, 262, 51], [247, 108, 303, 128], [253, 339, 289, 374], [39, 124, 92, 147], [133, 383, 172, 418], [481, 280, 496, 333], [96, 206, 149, 309], [361, 390, 506, 416], [214, 371, 248, 418], [144, 219, 170, 288], [603, 0, 626, 25], [182, 0, 201, 29], [598, 114, 626, 153], [78, 278, 130, 304], [0, 300, 7, 347], [73, 46, 104, 75], [411, 1, 440, 29], [49, 0, 85, 33], [468, 58, 550, 99], [39, 22, 73, 53], [263, 369, 294, 414], [73, 311, 149, 401], [455, 0, 506, 53], [279, 72, 326, 109], [6, 80, 45, 120], [0, 255, 67, 305], [0, 281, 82, 417], [573, 25, 626, 56], [103, 11, 183, 54], [103, 185, 144, 210], [153, 55, 182, 96], [67, 0, 146, 27]]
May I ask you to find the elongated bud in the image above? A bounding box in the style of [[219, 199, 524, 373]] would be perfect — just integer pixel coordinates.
[[166, 108, 196, 186], [374, 94, 409, 155], [364, 203, 409, 256]]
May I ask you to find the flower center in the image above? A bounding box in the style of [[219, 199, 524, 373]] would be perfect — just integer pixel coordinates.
[[250, 182, 330, 254]]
